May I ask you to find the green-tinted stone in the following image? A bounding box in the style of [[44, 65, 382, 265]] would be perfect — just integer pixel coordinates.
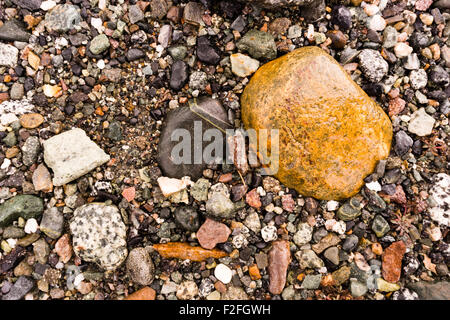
[[0, 195, 44, 227], [337, 198, 361, 221], [372, 215, 390, 237]]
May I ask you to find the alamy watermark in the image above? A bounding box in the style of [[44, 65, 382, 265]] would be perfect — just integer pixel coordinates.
[[169, 121, 280, 175]]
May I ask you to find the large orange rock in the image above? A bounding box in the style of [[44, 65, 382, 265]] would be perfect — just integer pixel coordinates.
[[241, 46, 392, 200]]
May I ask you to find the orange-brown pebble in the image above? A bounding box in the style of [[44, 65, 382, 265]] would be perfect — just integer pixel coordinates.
[[124, 287, 156, 300], [249, 264, 261, 280], [372, 242, 383, 255], [20, 113, 44, 129]]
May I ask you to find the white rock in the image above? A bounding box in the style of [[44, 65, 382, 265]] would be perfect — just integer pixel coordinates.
[[230, 53, 260, 77], [364, 4, 380, 16], [43, 128, 110, 186], [326, 200, 340, 211], [1, 158, 11, 170], [97, 59, 105, 69], [161, 281, 178, 294], [428, 173, 450, 227], [24, 218, 39, 234], [366, 180, 382, 192], [0, 43, 19, 68], [40, 0, 56, 11], [244, 210, 261, 233], [214, 263, 232, 284], [261, 225, 278, 242], [367, 15, 386, 31], [394, 42, 413, 58], [91, 17, 104, 33], [157, 176, 193, 197], [408, 108, 435, 137], [0, 113, 19, 127], [6, 238, 16, 249], [325, 219, 346, 235]]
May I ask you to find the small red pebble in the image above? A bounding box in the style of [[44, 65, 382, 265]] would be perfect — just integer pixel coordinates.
[[122, 187, 136, 202]]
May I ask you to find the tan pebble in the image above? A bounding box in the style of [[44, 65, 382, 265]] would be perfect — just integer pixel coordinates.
[[20, 113, 44, 129]]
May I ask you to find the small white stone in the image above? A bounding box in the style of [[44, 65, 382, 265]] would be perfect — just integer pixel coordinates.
[[230, 53, 260, 78], [394, 42, 413, 58], [157, 176, 193, 197], [326, 200, 340, 211], [0, 113, 19, 126], [366, 180, 382, 192], [1, 158, 11, 170], [24, 218, 39, 234], [97, 59, 105, 69], [367, 15, 386, 31], [408, 108, 435, 137], [74, 273, 85, 287], [400, 115, 411, 122], [40, 0, 56, 11], [273, 206, 283, 214], [91, 17, 104, 33], [214, 263, 232, 284], [364, 4, 380, 16], [261, 225, 278, 242], [6, 238, 16, 249]]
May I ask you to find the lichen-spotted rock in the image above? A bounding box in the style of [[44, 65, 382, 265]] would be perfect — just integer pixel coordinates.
[[69, 203, 127, 270], [241, 46, 392, 200]]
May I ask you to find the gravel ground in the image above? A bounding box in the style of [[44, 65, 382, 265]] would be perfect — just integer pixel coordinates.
[[0, 0, 449, 300]]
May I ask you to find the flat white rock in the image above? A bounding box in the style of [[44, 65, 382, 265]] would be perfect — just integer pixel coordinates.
[[408, 108, 435, 136], [230, 53, 260, 77], [43, 128, 110, 186]]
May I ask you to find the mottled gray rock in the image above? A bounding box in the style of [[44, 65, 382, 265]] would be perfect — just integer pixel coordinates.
[[293, 223, 313, 246], [43, 128, 110, 186], [301, 274, 322, 289], [129, 5, 144, 24], [174, 206, 200, 231], [183, 2, 205, 25], [337, 198, 361, 221], [126, 247, 155, 286], [295, 249, 324, 269], [44, 4, 81, 32], [90, 34, 110, 55], [69, 203, 127, 270], [0, 20, 31, 42], [358, 49, 389, 82], [407, 281, 450, 300], [1, 276, 34, 300], [21, 136, 40, 166], [39, 207, 63, 239], [428, 173, 450, 227], [0, 43, 19, 68], [190, 178, 210, 202]]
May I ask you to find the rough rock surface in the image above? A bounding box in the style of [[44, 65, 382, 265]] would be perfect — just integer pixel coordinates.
[[241, 46, 392, 200], [69, 203, 127, 270], [43, 128, 110, 186], [268, 240, 291, 294], [382, 241, 406, 283]]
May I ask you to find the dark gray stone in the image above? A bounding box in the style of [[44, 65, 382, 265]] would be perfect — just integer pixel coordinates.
[[170, 60, 189, 90], [157, 96, 232, 180], [0, 20, 31, 42], [174, 206, 200, 231], [407, 281, 450, 300]]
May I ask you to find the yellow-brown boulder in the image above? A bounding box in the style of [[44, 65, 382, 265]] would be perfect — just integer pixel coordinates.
[[241, 46, 392, 200]]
